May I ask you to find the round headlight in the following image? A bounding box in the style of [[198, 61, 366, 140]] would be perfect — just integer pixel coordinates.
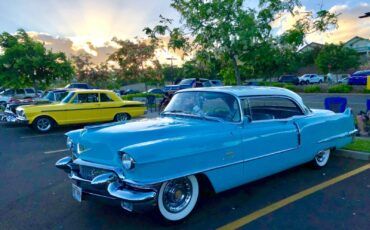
[[66, 137, 73, 149], [121, 154, 135, 170]]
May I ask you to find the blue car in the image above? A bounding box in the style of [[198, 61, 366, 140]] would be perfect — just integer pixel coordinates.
[[348, 70, 370, 85], [56, 86, 356, 221], [163, 78, 210, 92]]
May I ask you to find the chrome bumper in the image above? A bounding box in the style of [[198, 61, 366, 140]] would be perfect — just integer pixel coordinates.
[[1, 110, 17, 122], [55, 156, 157, 210]]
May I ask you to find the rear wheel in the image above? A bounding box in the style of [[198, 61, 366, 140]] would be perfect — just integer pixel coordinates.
[[158, 175, 199, 221], [114, 113, 129, 122], [32, 116, 54, 132], [312, 149, 330, 168]]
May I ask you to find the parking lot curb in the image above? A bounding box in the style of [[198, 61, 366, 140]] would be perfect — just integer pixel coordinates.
[[334, 149, 370, 161]]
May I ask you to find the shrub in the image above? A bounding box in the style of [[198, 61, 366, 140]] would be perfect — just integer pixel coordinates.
[[363, 88, 370, 94], [284, 84, 299, 92], [271, 82, 285, 87], [304, 85, 321, 93], [122, 93, 162, 101], [328, 85, 353, 93]]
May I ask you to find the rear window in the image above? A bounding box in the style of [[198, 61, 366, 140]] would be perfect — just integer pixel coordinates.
[[25, 88, 35, 94]]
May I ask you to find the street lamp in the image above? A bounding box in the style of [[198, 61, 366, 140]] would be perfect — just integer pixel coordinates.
[[166, 57, 176, 84], [359, 12, 370, 18]]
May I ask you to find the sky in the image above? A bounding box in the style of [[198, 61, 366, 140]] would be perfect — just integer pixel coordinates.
[[0, 0, 369, 64]]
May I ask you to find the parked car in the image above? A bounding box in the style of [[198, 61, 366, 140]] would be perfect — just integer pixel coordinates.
[[338, 77, 349, 84], [15, 89, 146, 132], [1, 89, 71, 122], [65, 83, 95, 89], [348, 70, 370, 85], [163, 78, 210, 92], [56, 86, 356, 221], [0, 88, 38, 108], [147, 88, 164, 94], [278, 75, 299, 85], [120, 89, 141, 95], [209, 79, 223, 86], [299, 74, 324, 84]]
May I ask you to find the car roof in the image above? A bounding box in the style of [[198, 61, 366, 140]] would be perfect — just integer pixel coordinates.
[[178, 86, 304, 104], [69, 89, 113, 93]]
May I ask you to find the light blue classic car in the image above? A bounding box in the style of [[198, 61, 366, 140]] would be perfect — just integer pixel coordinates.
[[56, 86, 357, 221]]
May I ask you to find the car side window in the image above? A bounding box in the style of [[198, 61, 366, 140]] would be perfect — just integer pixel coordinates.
[[16, 89, 25, 94], [100, 93, 113, 102], [25, 88, 35, 94], [247, 97, 303, 121], [72, 93, 98, 103]]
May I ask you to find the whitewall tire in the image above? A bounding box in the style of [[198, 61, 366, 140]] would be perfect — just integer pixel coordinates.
[[158, 175, 199, 221], [313, 149, 330, 168]]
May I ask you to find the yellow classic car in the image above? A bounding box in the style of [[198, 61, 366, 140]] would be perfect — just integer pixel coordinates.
[[15, 89, 146, 132]]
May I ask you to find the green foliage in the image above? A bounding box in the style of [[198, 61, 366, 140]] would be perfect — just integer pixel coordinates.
[[109, 38, 162, 83], [304, 85, 321, 93], [0, 29, 74, 89], [344, 139, 370, 153], [121, 93, 163, 101], [363, 88, 370, 94], [283, 84, 299, 92], [315, 44, 360, 74], [328, 84, 353, 93]]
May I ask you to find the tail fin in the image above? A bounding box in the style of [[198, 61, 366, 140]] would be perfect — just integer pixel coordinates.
[[344, 108, 352, 116]]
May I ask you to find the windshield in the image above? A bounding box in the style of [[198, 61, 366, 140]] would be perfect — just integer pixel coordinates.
[[179, 79, 194, 85], [61, 92, 75, 103], [353, 70, 370, 75], [164, 91, 241, 122]]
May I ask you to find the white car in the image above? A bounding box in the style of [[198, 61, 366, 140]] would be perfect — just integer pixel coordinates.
[[299, 74, 324, 85], [0, 88, 38, 106]]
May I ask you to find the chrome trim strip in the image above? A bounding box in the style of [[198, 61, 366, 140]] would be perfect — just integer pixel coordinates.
[[83, 191, 117, 200], [107, 182, 157, 202], [318, 129, 358, 143], [73, 158, 125, 180], [69, 171, 91, 182], [243, 147, 298, 163]]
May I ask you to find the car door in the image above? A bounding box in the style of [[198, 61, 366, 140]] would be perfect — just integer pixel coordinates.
[[239, 96, 302, 183], [66, 92, 100, 124], [98, 92, 120, 121]]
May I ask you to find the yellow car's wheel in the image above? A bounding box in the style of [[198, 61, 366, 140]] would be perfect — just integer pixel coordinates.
[[115, 113, 129, 122], [32, 116, 54, 132]]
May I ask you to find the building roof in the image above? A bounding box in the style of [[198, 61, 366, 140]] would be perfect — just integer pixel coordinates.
[[344, 36, 370, 46], [179, 86, 304, 104]]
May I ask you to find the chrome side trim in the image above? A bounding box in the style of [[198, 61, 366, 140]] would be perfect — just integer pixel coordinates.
[[243, 147, 298, 163], [107, 182, 157, 202], [318, 129, 358, 143]]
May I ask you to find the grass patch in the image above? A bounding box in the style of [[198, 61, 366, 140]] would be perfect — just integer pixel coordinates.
[[303, 85, 321, 93], [328, 85, 353, 93], [343, 138, 370, 153]]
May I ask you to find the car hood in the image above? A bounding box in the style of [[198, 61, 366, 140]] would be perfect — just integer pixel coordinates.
[[19, 102, 65, 111], [68, 116, 237, 167]]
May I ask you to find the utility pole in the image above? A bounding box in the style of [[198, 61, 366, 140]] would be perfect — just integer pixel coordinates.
[[166, 57, 176, 84]]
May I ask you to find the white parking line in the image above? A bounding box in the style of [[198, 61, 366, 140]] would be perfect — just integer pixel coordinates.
[[20, 133, 64, 139], [44, 149, 69, 154]]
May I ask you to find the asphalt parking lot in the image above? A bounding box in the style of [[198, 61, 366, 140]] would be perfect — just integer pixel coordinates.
[[0, 120, 369, 230]]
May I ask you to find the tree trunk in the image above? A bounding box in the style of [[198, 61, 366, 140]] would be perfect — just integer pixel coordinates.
[[231, 54, 241, 85]]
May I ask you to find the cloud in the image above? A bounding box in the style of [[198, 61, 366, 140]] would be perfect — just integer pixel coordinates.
[[271, 2, 370, 44]]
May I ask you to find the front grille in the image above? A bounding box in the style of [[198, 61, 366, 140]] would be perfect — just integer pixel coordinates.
[[79, 165, 109, 181]]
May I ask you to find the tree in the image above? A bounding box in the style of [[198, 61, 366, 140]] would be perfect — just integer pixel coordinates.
[[108, 38, 162, 88], [145, 0, 338, 85], [315, 44, 360, 74], [0, 29, 74, 89]]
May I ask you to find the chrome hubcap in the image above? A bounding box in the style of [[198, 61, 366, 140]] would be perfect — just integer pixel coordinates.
[[37, 118, 51, 131], [163, 178, 192, 213], [315, 150, 329, 166], [116, 113, 127, 121]]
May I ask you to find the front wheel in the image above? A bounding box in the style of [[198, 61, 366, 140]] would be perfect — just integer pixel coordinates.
[[312, 149, 330, 168], [32, 116, 54, 132], [158, 175, 199, 221], [114, 113, 129, 122]]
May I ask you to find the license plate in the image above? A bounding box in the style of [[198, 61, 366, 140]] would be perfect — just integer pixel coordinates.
[[72, 184, 82, 202]]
